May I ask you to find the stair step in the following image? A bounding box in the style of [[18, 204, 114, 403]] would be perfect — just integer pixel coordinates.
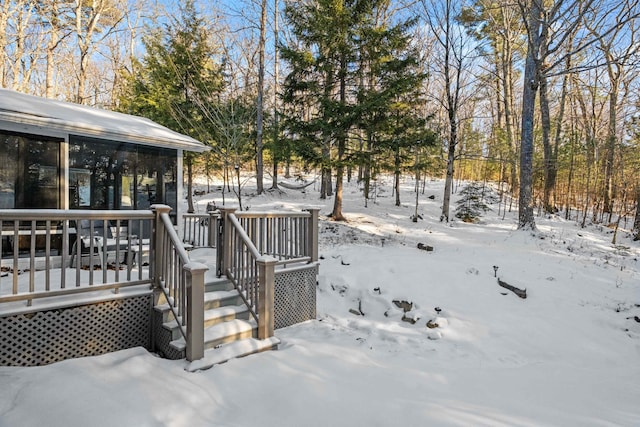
[[186, 337, 281, 372], [205, 278, 234, 292], [156, 288, 245, 329], [163, 305, 250, 332], [170, 318, 257, 352], [154, 303, 178, 324], [204, 289, 243, 309], [204, 305, 251, 326]]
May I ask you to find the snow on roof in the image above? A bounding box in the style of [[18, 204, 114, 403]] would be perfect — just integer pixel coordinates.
[[0, 88, 209, 152]]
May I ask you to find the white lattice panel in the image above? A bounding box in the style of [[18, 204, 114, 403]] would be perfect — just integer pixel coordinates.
[[0, 294, 152, 366], [274, 264, 317, 329]]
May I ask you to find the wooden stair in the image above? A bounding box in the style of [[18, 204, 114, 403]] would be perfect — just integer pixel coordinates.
[[154, 276, 279, 369]]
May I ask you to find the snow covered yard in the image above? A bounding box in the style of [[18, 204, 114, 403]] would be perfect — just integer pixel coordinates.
[[1, 177, 639, 427]]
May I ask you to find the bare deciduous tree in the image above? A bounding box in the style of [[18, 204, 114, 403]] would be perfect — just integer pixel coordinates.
[[72, 0, 126, 104], [420, 0, 474, 222]]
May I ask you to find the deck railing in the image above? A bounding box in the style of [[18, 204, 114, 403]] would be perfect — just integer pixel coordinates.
[[0, 205, 317, 363], [153, 205, 207, 361], [217, 208, 319, 339], [0, 209, 154, 306], [235, 210, 319, 264], [182, 211, 218, 248]]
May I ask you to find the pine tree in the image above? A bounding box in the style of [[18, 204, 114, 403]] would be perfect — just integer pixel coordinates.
[[281, 0, 363, 218], [281, 0, 434, 218], [119, 0, 223, 212], [356, 15, 435, 207]]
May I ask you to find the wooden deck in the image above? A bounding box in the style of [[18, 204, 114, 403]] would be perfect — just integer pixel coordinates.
[[0, 206, 319, 367]]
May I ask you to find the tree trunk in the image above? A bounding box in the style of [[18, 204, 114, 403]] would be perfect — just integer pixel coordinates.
[[77, 51, 90, 104], [46, 39, 56, 98], [633, 188, 640, 241], [74, 0, 106, 105], [0, 0, 10, 87], [363, 132, 372, 204], [271, 0, 280, 191], [44, 2, 63, 98], [320, 59, 334, 200], [441, 133, 456, 222], [9, 5, 33, 91], [320, 146, 331, 199], [499, 8, 517, 195], [186, 155, 195, 213], [551, 40, 573, 212], [518, 2, 541, 230], [414, 153, 421, 220], [255, 0, 267, 194], [575, 82, 596, 228], [235, 165, 243, 211], [440, 0, 459, 223], [603, 83, 618, 219], [394, 146, 401, 207], [331, 53, 347, 221], [331, 151, 345, 220], [539, 75, 555, 213], [564, 125, 576, 220]]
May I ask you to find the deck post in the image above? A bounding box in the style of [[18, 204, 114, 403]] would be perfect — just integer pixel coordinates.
[[217, 207, 236, 277], [207, 210, 218, 248], [256, 256, 277, 339], [305, 208, 320, 262], [151, 205, 172, 295], [184, 261, 207, 361]]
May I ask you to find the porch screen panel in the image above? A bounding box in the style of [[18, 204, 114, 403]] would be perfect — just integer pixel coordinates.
[[0, 132, 61, 209], [68, 136, 177, 212]]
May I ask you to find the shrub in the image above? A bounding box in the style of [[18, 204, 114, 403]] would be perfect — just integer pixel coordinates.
[[455, 182, 492, 223]]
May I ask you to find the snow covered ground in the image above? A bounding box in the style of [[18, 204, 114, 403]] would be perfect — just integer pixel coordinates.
[[1, 176, 639, 427]]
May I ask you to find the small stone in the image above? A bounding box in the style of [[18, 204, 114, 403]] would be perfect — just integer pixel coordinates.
[[402, 314, 419, 325], [426, 319, 439, 329]]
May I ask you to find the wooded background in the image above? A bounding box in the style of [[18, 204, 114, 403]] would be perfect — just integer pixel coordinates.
[[2, 0, 639, 237]]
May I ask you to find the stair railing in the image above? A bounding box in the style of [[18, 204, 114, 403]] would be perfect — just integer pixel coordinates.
[[220, 211, 276, 339], [216, 207, 319, 340], [152, 205, 207, 361]]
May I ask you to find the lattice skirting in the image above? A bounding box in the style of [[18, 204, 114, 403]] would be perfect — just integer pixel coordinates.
[[0, 293, 152, 366], [274, 263, 318, 329], [151, 308, 184, 360]]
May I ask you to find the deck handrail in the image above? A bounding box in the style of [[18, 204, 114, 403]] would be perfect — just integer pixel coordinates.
[[182, 211, 219, 248], [234, 209, 319, 263], [0, 209, 154, 306], [153, 205, 207, 361], [223, 211, 275, 339], [217, 207, 319, 339]]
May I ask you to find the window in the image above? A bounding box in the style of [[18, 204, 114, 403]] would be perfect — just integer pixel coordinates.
[[69, 136, 177, 212], [0, 132, 61, 209]]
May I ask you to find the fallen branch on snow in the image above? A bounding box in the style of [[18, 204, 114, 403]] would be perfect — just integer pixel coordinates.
[[417, 243, 434, 251], [497, 278, 527, 299]]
